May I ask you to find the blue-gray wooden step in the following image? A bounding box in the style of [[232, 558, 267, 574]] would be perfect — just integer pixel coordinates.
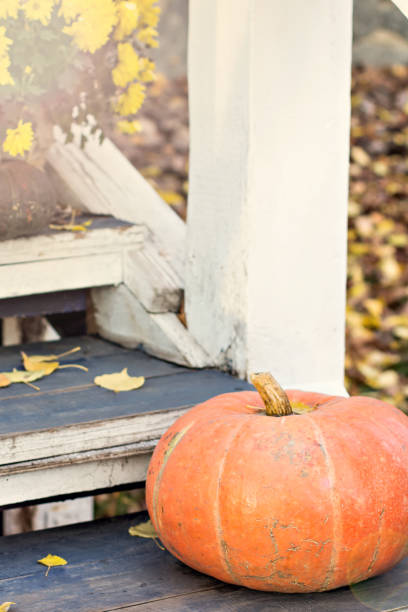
[[0, 336, 251, 507], [1, 511, 407, 611]]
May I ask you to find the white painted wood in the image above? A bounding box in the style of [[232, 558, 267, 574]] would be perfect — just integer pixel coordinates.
[[2, 316, 59, 347], [186, 0, 352, 394], [0, 253, 123, 298], [391, 0, 408, 18], [0, 225, 144, 299], [0, 224, 144, 265], [0, 406, 188, 465], [47, 126, 186, 278], [0, 441, 155, 507], [3, 498, 93, 534], [2, 317, 23, 346], [92, 285, 210, 367], [124, 239, 183, 313]]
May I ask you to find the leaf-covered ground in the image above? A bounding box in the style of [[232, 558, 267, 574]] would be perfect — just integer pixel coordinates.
[[347, 66, 408, 410]]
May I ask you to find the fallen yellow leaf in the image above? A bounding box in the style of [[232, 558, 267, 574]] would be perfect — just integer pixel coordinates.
[[129, 520, 164, 549], [1, 369, 45, 390], [290, 401, 316, 414], [351, 145, 371, 167], [0, 374, 11, 388], [38, 554, 67, 576], [22, 352, 59, 375], [49, 220, 92, 232], [129, 520, 158, 538], [21, 350, 88, 375], [0, 603, 16, 612], [94, 368, 145, 392]]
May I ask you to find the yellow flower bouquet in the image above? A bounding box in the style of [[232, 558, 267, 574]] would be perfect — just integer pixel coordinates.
[[0, 0, 160, 161]]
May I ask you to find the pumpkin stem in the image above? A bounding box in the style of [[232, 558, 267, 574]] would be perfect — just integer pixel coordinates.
[[250, 372, 293, 417]]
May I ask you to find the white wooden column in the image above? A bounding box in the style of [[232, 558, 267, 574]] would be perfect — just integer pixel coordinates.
[[186, 0, 353, 393], [391, 0, 408, 18]]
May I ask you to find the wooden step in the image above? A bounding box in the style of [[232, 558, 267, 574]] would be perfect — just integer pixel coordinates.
[[0, 215, 144, 299], [0, 336, 250, 507], [1, 511, 407, 611]]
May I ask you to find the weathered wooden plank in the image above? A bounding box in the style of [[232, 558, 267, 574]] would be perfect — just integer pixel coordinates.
[[93, 285, 211, 367], [0, 443, 154, 507], [0, 336, 250, 466], [0, 253, 123, 299], [2, 512, 408, 611], [0, 344, 187, 397], [47, 127, 186, 279], [0, 222, 144, 265], [0, 369, 250, 464], [124, 239, 183, 313]]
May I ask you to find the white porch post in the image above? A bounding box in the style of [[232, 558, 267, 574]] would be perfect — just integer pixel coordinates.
[[391, 1, 408, 18], [186, 0, 352, 394]]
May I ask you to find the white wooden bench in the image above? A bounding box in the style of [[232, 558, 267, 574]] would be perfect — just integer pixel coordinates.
[[1, 0, 408, 609]]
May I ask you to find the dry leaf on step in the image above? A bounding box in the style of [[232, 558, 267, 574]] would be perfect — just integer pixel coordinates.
[[129, 520, 164, 549], [21, 352, 59, 375], [37, 554, 67, 576], [94, 368, 145, 392], [49, 220, 92, 232], [0, 374, 11, 388], [1, 369, 45, 390], [0, 603, 15, 612], [21, 349, 88, 375], [129, 520, 158, 538]]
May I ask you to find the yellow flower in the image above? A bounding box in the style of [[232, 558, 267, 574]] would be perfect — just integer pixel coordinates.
[[138, 0, 160, 28], [112, 42, 140, 88], [64, 0, 118, 53], [3, 120, 34, 157], [117, 119, 142, 134], [24, 65, 32, 74], [0, 0, 20, 20], [114, 1, 139, 41], [23, 0, 55, 26], [59, 0, 82, 22], [0, 27, 12, 58], [138, 57, 155, 82], [0, 55, 14, 86], [137, 26, 159, 48], [115, 82, 145, 116]]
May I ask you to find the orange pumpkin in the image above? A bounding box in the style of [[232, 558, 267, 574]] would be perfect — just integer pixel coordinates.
[[146, 373, 408, 592]]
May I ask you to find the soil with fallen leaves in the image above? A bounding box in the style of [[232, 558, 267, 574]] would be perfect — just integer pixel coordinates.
[[347, 65, 408, 410]]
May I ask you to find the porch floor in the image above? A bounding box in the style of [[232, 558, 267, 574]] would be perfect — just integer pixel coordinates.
[[1, 511, 408, 611]]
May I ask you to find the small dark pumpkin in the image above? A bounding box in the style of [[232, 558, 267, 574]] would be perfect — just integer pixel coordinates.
[[0, 160, 56, 241], [146, 373, 408, 592]]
